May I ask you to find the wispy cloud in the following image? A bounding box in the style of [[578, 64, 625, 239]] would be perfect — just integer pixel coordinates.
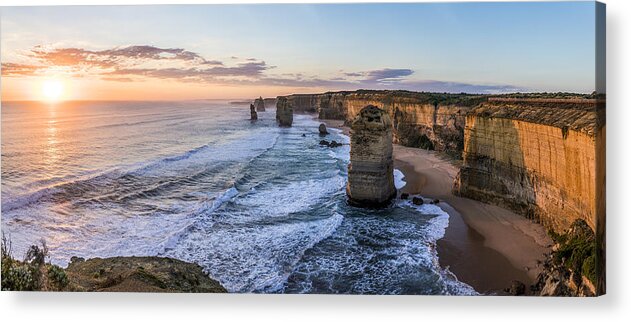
[[2, 44, 524, 93], [1, 63, 41, 76]]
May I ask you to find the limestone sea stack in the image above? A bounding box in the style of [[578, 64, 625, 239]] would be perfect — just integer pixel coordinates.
[[346, 105, 396, 207], [250, 103, 258, 120], [276, 97, 293, 127], [255, 96, 266, 111]]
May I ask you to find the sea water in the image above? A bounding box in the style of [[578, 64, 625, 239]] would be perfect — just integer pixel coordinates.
[[1, 100, 475, 295]]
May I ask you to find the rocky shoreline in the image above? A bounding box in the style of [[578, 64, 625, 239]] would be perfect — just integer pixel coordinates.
[[1, 245, 227, 293]]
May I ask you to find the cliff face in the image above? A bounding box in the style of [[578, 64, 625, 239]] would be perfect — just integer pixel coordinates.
[[453, 99, 604, 233], [278, 90, 485, 154]]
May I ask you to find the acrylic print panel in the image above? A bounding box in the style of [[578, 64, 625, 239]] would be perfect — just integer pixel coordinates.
[[0, 1, 605, 296]]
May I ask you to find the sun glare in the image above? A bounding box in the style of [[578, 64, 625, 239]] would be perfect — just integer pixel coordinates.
[[42, 80, 64, 102]]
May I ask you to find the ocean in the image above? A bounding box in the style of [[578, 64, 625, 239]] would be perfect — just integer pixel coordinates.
[[1, 100, 475, 295]]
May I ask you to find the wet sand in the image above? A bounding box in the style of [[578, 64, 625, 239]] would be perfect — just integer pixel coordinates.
[[319, 118, 553, 294]]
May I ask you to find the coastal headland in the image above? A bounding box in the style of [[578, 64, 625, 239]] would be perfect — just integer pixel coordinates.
[[296, 90, 605, 295]]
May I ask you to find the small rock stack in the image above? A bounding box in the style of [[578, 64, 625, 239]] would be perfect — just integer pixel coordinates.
[[319, 123, 329, 136], [254, 96, 266, 111], [276, 97, 293, 127], [346, 105, 395, 207], [250, 104, 258, 120]]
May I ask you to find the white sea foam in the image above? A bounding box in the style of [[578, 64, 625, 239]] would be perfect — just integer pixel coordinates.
[[394, 169, 406, 189], [234, 176, 345, 219], [165, 213, 344, 293]]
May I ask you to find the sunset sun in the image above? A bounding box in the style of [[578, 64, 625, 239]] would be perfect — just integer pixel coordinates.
[[42, 80, 64, 101]]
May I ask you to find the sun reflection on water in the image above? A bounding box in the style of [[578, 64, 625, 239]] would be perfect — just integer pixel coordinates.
[[44, 106, 60, 169]]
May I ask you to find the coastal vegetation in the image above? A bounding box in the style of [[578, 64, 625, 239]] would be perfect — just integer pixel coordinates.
[[549, 220, 597, 285], [1, 235, 68, 291], [532, 220, 597, 296]]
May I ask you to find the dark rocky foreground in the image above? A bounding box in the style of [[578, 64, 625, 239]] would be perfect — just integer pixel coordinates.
[[1, 248, 227, 293], [65, 256, 227, 292]]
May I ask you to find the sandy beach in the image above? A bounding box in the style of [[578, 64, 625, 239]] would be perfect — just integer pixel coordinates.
[[321, 118, 553, 294], [394, 145, 552, 294]]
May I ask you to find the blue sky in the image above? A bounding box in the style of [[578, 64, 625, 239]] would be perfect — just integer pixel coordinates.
[[1, 2, 598, 99]]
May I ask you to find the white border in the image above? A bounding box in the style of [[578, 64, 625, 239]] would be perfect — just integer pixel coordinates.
[[2, 0, 630, 321]]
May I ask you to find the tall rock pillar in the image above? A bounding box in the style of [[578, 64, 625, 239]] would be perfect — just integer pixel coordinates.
[[276, 97, 293, 127], [346, 105, 395, 207], [250, 103, 258, 120]]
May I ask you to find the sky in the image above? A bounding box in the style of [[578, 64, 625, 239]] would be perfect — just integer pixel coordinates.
[[0, 2, 598, 101]]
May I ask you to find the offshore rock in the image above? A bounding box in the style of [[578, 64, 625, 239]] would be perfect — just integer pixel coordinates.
[[319, 123, 329, 135], [276, 97, 293, 127], [254, 96, 266, 111], [250, 104, 258, 120], [319, 140, 343, 148], [346, 105, 396, 208]]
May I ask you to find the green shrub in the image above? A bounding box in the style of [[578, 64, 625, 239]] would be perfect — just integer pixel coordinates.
[[1, 235, 67, 291], [551, 220, 597, 285], [47, 264, 69, 291], [3, 264, 37, 291]]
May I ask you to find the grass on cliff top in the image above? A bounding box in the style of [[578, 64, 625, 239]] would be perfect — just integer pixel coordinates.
[[318, 90, 487, 106], [314, 89, 602, 106], [491, 91, 604, 100]]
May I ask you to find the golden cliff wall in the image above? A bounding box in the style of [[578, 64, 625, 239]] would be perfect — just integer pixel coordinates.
[[278, 92, 605, 234], [278, 90, 485, 154], [453, 99, 604, 232]]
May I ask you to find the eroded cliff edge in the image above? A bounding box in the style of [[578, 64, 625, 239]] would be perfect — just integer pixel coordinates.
[[277, 90, 486, 156]]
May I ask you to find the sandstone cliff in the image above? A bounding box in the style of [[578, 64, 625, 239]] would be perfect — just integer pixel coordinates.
[[453, 98, 603, 231], [452, 98, 605, 294], [278, 90, 485, 155]]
